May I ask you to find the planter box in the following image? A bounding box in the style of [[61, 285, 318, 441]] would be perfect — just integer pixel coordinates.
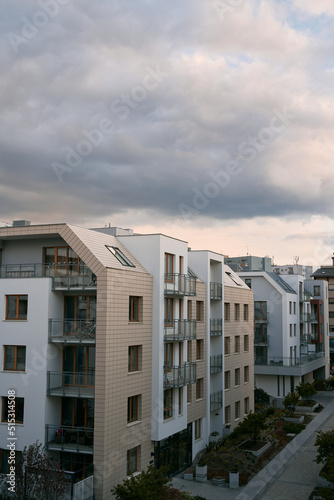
[[210, 434, 220, 443], [183, 472, 194, 481], [283, 415, 304, 424], [223, 427, 232, 436], [229, 471, 239, 489], [196, 465, 207, 483], [239, 440, 271, 458], [296, 402, 317, 413]]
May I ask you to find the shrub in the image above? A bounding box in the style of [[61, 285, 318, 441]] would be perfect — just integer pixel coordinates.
[[254, 388, 270, 405], [313, 379, 327, 391], [315, 430, 334, 486], [282, 392, 300, 414], [111, 465, 171, 500], [296, 382, 317, 402], [282, 423, 305, 434]]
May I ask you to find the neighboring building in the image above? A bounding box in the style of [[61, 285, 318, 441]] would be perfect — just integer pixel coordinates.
[[272, 264, 314, 279], [0, 222, 254, 499], [225, 255, 272, 273], [312, 257, 334, 365], [237, 270, 329, 402]]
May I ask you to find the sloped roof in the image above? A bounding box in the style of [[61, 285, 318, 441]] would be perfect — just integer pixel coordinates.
[[312, 267, 334, 278], [268, 272, 297, 294]]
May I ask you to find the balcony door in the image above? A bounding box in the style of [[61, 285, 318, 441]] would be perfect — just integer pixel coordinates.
[[64, 296, 96, 335], [61, 398, 94, 428], [63, 346, 95, 387]]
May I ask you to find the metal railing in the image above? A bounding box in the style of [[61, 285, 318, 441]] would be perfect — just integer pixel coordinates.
[[300, 291, 312, 302], [45, 425, 94, 453], [163, 362, 197, 388], [47, 371, 95, 398], [254, 334, 269, 345], [164, 274, 196, 296], [49, 319, 96, 343], [255, 351, 325, 367], [164, 320, 196, 341], [210, 354, 222, 373], [210, 390, 223, 411], [210, 318, 222, 336], [0, 262, 96, 289], [210, 282, 222, 300], [300, 313, 311, 323]]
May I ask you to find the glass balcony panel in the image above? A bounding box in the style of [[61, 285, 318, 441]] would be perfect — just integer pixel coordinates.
[[164, 274, 196, 296], [210, 319, 222, 336], [47, 371, 95, 398], [210, 282, 222, 300], [45, 425, 93, 454], [210, 390, 223, 411], [49, 319, 96, 344], [254, 334, 269, 345], [164, 320, 196, 341], [255, 352, 325, 366], [163, 362, 197, 388], [210, 354, 222, 373]]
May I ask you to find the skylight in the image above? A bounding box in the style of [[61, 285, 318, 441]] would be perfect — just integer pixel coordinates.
[[106, 246, 135, 267]]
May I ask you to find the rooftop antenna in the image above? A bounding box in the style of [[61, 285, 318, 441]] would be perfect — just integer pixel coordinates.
[[294, 256, 299, 265], [246, 246, 249, 256]]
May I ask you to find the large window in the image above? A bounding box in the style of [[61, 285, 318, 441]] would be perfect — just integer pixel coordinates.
[[44, 246, 81, 275], [164, 343, 173, 370], [1, 397, 24, 424], [65, 296, 96, 321], [196, 340, 203, 360], [244, 335, 249, 352], [224, 371, 230, 390], [234, 336, 240, 354], [128, 395, 140, 423], [234, 303, 240, 321], [164, 389, 173, 420], [224, 337, 230, 355], [224, 303, 230, 321], [235, 368, 240, 386], [129, 296, 141, 322], [61, 398, 94, 428], [128, 346, 141, 372], [196, 301, 203, 321], [314, 286, 320, 296], [63, 346, 95, 384], [4, 346, 26, 371], [165, 253, 174, 282], [244, 304, 249, 321], [127, 446, 140, 475], [164, 298, 174, 326], [6, 295, 28, 320], [244, 365, 249, 383], [255, 301, 267, 321], [196, 378, 203, 400]]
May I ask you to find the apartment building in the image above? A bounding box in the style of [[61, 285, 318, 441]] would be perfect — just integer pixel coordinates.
[[237, 269, 329, 402], [0, 222, 254, 499]]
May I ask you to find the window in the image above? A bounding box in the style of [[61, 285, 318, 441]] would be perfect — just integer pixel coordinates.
[[225, 405, 231, 424], [195, 419, 201, 439], [127, 446, 139, 475], [178, 387, 183, 415], [224, 371, 231, 390], [244, 304, 249, 321], [289, 301, 292, 314], [128, 346, 141, 372], [44, 246, 81, 275], [164, 253, 174, 282], [187, 341, 191, 362], [254, 301, 267, 321], [234, 303, 240, 321], [196, 340, 203, 360], [164, 298, 174, 326], [106, 246, 135, 267], [314, 286, 320, 296], [164, 389, 173, 420], [235, 368, 240, 386], [294, 302, 296, 314], [224, 337, 230, 355], [244, 365, 249, 383], [235, 336, 240, 354], [164, 343, 173, 370], [2, 397, 24, 424], [6, 295, 28, 320], [244, 335, 249, 352], [129, 296, 141, 322], [4, 346, 26, 371], [235, 401, 240, 420], [187, 385, 191, 404], [329, 312, 334, 319], [244, 397, 250, 414], [294, 324, 296, 337], [127, 395, 140, 423], [245, 279, 251, 289], [196, 378, 204, 399], [196, 301, 203, 321], [224, 303, 230, 321], [187, 301, 192, 319]]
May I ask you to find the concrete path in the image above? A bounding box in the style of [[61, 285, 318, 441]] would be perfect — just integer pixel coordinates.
[[172, 391, 334, 500]]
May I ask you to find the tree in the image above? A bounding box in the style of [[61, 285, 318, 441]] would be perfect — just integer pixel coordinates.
[[296, 382, 317, 402], [282, 392, 300, 414], [232, 411, 266, 443], [15, 441, 70, 500], [315, 430, 334, 485], [111, 465, 172, 500]]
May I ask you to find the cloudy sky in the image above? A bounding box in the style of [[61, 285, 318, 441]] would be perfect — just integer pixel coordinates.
[[1, 0, 334, 266]]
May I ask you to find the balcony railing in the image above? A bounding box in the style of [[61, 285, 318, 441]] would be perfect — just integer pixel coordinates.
[[0, 262, 96, 289], [310, 314, 318, 323], [45, 425, 94, 454], [255, 352, 325, 367], [210, 354, 222, 373], [300, 291, 312, 302], [210, 390, 223, 411], [163, 362, 197, 388], [47, 371, 95, 398], [210, 319, 222, 336], [164, 274, 196, 296], [49, 319, 96, 344], [301, 334, 312, 344], [210, 282, 222, 300], [254, 334, 269, 345], [164, 320, 196, 341], [300, 313, 311, 323]]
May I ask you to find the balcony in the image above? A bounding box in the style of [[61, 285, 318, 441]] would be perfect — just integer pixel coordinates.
[[300, 313, 311, 323], [164, 320, 196, 341], [163, 362, 197, 388], [255, 352, 325, 367], [47, 371, 95, 398], [164, 274, 196, 296], [310, 314, 319, 323], [210, 282, 222, 300], [300, 291, 312, 302], [210, 354, 222, 374], [0, 263, 96, 290], [210, 319, 222, 337], [301, 334, 312, 344], [49, 319, 96, 344], [210, 390, 223, 411], [254, 334, 269, 346], [45, 425, 93, 454]]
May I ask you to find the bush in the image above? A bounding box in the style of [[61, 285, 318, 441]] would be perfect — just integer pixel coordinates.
[[282, 392, 300, 414], [313, 379, 327, 391], [315, 430, 334, 486], [296, 382, 317, 402], [111, 465, 171, 500], [254, 388, 270, 405], [282, 423, 306, 434]]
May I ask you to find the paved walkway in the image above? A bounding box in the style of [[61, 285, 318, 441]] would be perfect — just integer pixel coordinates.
[[172, 391, 334, 500]]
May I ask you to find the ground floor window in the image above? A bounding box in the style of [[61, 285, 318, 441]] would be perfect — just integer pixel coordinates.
[[154, 424, 192, 475]]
